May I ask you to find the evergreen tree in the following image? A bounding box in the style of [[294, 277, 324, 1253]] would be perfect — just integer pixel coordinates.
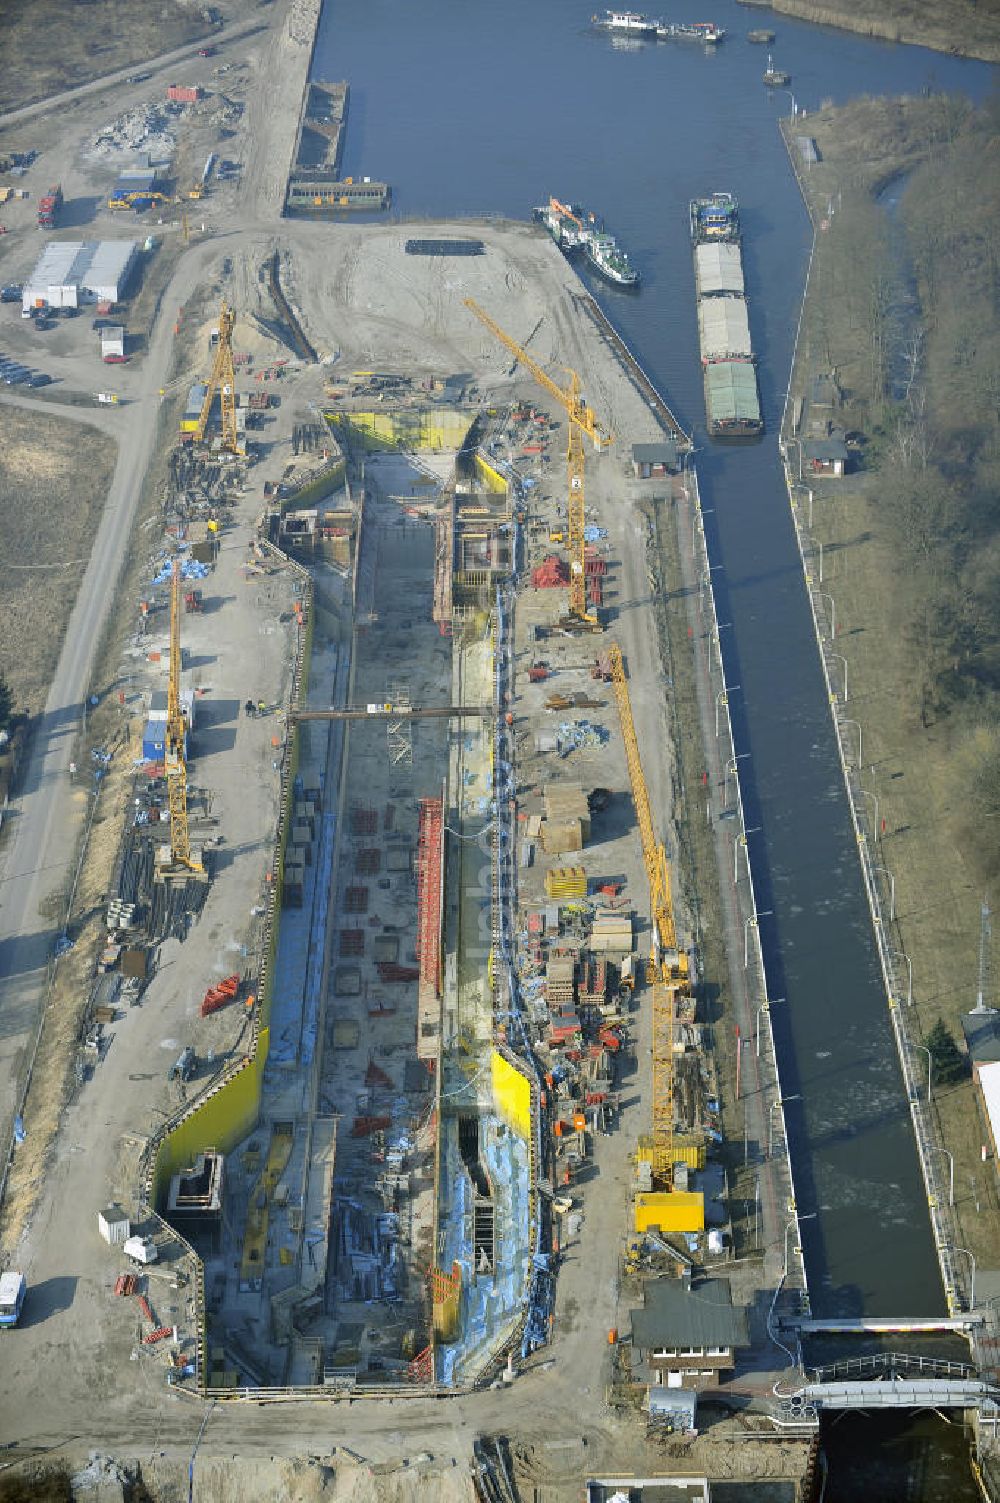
[[926, 1019, 966, 1086]]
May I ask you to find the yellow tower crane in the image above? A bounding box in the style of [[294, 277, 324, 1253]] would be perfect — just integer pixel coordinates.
[[464, 297, 610, 630], [608, 643, 704, 1231], [195, 301, 240, 454], [158, 560, 204, 877]]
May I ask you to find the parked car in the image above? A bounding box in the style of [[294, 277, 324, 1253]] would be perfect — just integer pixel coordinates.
[[20, 307, 35, 320], [126, 72, 151, 84], [0, 285, 21, 303], [4, 370, 29, 384], [28, 373, 51, 387]]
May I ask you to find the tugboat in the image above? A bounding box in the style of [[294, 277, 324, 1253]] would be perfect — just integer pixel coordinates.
[[689, 191, 740, 243], [586, 229, 639, 287], [763, 53, 790, 85], [592, 10, 660, 36]]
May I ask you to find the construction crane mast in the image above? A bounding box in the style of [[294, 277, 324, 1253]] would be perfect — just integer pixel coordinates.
[[161, 561, 203, 875], [608, 643, 690, 1190], [195, 301, 239, 453], [464, 297, 610, 628]]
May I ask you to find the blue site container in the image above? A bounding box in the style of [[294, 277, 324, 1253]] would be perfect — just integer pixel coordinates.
[[142, 721, 165, 762]]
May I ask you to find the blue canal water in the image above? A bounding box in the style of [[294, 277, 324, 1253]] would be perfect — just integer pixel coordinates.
[[312, 0, 996, 1319]]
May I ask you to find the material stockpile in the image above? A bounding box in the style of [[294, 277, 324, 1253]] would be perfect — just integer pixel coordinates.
[[152, 555, 211, 586], [589, 909, 633, 956], [532, 555, 569, 589], [545, 866, 587, 900], [555, 721, 608, 758]]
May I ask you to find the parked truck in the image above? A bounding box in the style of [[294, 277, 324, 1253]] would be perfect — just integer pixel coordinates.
[[0, 1271, 26, 1327], [37, 185, 63, 229]]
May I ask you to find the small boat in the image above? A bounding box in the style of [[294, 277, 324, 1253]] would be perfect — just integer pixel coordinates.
[[656, 21, 725, 43], [763, 53, 790, 85], [592, 9, 661, 36], [747, 28, 775, 42]]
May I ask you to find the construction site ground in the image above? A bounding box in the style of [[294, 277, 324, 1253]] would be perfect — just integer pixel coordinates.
[[0, 0, 810, 1495]]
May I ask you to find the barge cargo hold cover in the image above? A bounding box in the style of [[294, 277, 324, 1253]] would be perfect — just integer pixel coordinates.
[[703, 362, 761, 438]]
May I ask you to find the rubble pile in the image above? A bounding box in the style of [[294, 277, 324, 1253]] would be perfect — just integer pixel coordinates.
[[89, 102, 180, 162]]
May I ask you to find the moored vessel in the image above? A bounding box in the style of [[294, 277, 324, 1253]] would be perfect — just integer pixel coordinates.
[[534, 196, 640, 287], [690, 192, 762, 440], [763, 53, 790, 85], [592, 9, 660, 35], [586, 229, 639, 287], [690, 190, 740, 243], [656, 21, 725, 42]]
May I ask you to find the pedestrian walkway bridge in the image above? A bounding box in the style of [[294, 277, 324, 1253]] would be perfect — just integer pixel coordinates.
[[769, 1351, 1000, 1426], [783, 1316, 983, 1335]]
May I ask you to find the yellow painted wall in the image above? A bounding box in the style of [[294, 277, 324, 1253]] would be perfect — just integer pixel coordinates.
[[472, 452, 509, 495], [151, 1031, 269, 1205], [634, 1190, 705, 1234], [492, 1049, 532, 1140], [325, 408, 473, 452]]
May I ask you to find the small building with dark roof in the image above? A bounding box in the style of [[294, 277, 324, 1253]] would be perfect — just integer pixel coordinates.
[[629, 1276, 749, 1389], [803, 435, 848, 477], [632, 441, 679, 479]]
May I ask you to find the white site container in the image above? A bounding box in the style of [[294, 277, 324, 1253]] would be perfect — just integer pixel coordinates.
[[98, 1205, 131, 1245], [123, 1235, 158, 1265]]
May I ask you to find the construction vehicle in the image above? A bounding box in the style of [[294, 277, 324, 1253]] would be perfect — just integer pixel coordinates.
[[194, 301, 240, 455], [37, 184, 62, 229], [155, 562, 205, 879], [464, 297, 610, 631], [608, 643, 704, 1231]]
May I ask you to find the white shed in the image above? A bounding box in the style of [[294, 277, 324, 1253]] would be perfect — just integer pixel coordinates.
[[98, 1205, 131, 1245]]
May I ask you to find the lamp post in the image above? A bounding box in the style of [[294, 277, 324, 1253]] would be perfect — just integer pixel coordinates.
[[735, 825, 761, 884], [784, 1210, 817, 1279], [769, 1094, 801, 1158], [859, 787, 879, 838], [725, 752, 749, 810], [716, 684, 740, 737], [782, 89, 798, 120], [756, 996, 782, 1057], [817, 591, 836, 638], [839, 718, 862, 765], [892, 949, 913, 1006], [831, 652, 848, 702], [915, 1041, 933, 1101], [744, 910, 773, 969], [873, 864, 895, 922], [816, 538, 824, 583], [935, 1144, 955, 1207], [956, 1246, 977, 1311]]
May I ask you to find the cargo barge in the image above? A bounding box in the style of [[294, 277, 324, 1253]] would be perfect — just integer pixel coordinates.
[[284, 80, 391, 215], [593, 12, 724, 42], [690, 193, 762, 440]]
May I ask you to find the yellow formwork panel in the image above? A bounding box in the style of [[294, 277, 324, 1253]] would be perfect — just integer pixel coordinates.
[[325, 408, 473, 452], [634, 1190, 705, 1234], [151, 1028, 269, 1206], [492, 1049, 532, 1140], [636, 1135, 706, 1171], [472, 452, 509, 495]]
